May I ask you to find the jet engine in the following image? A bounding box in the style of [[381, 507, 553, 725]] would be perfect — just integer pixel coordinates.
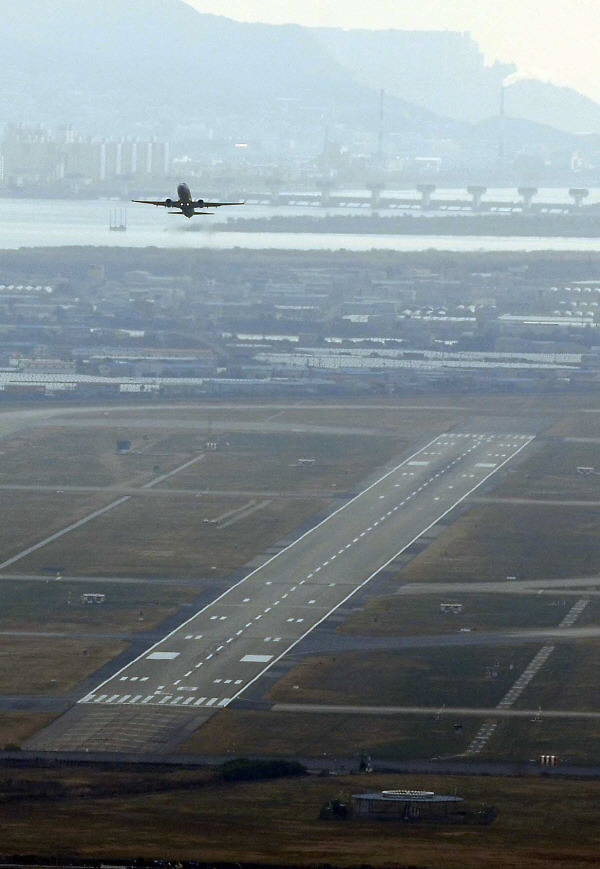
[[165, 198, 173, 207], [195, 199, 205, 209]]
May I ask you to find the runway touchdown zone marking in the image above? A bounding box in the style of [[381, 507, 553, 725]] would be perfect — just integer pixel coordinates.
[[80, 431, 534, 711]]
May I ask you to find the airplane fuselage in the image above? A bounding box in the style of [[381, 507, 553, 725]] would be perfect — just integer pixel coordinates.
[[176, 183, 196, 218]]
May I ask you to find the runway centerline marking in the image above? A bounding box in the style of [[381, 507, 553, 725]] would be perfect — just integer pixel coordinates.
[[82, 431, 534, 710]]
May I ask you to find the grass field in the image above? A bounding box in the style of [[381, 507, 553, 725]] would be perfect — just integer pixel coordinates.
[[547, 411, 600, 438], [65, 405, 276, 424], [178, 708, 479, 759], [159, 431, 401, 494], [265, 646, 536, 709], [0, 712, 57, 748], [0, 636, 126, 694], [0, 491, 112, 565], [495, 439, 600, 499], [478, 716, 600, 764], [397, 503, 600, 584], [0, 767, 597, 868], [512, 640, 600, 712], [271, 404, 464, 438], [0, 425, 193, 487], [14, 493, 328, 579], [341, 592, 591, 637], [179, 704, 600, 768], [0, 579, 200, 633]]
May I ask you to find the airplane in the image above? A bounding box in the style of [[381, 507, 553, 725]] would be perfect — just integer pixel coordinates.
[[132, 182, 244, 218]]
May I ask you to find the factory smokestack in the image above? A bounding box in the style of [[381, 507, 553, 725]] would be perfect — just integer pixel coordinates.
[[377, 88, 385, 171], [499, 85, 506, 171]]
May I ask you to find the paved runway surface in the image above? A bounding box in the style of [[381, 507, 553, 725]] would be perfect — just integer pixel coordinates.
[[271, 703, 600, 720], [398, 576, 600, 594], [28, 429, 534, 752]]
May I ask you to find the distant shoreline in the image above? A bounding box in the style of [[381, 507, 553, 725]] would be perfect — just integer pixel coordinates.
[[212, 213, 600, 238]]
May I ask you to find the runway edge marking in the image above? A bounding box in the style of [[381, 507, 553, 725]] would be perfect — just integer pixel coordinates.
[[81, 433, 534, 705], [79, 431, 447, 701], [225, 434, 535, 708]]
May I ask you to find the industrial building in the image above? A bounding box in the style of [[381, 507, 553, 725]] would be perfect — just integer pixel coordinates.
[[0, 124, 169, 189]]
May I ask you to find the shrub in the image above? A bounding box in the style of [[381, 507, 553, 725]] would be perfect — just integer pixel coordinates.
[[219, 757, 307, 782]]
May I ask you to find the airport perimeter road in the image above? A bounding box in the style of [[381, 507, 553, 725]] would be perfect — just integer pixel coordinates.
[[30, 430, 533, 751]]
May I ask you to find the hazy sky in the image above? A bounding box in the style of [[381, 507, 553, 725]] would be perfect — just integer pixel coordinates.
[[185, 1, 600, 102]]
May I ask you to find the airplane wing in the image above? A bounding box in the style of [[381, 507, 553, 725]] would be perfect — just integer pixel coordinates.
[[131, 199, 176, 208], [200, 201, 245, 208]]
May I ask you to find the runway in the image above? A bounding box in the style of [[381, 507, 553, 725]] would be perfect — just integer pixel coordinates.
[[29, 429, 534, 751]]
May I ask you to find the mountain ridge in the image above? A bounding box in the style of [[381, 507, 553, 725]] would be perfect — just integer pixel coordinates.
[[0, 0, 453, 137], [0, 0, 595, 160], [313, 25, 600, 134]]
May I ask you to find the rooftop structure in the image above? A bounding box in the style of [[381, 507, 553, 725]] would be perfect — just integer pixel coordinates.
[[352, 788, 464, 822]]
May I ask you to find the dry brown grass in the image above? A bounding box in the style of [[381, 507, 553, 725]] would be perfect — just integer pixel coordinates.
[[14, 495, 328, 579], [479, 715, 600, 764], [276, 404, 464, 437], [66, 405, 273, 424], [178, 708, 479, 759], [341, 591, 594, 637], [0, 712, 57, 748], [159, 431, 403, 494], [0, 768, 597, 868], [0, 492, 112, 564], [546, 412, 600, 438], [495, 439, 600, 499], [398, 503, 600, 584], [0, 578, 201, 634], [265, 646, 535, 709], [512, 640, 600, 712], [0, 637, 126, 694], [0, 425, 193, 487]]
